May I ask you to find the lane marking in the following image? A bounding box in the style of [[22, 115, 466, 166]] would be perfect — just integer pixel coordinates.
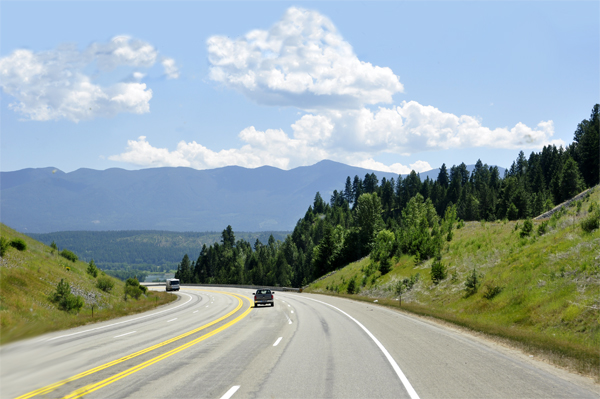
[[16, 291, 248, 399], [284, 314, 292, 324], [220, 385, 240, 399], [167, 318, 177, 323], [63, 296, 252, 399], [193, 310, 199, 314], [291, 310, 294, 314], [45, 293, 194, 342], [273, 337, 282, 346], [114, 331, 136, 338], [301, 296, 420, 399]]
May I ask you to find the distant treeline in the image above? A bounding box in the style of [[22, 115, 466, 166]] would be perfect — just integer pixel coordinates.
[[175, 104, 599, 288], [27, 230, 291, 276]]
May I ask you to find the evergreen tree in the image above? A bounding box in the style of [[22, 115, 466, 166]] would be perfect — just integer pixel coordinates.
[[573, 104, 599, 187], [344, 176, 354, 204], [437, 163, 449, 188], [559, 157, 586, 201]]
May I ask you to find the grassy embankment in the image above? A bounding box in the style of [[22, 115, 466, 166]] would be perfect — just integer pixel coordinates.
[[305, 187, 600, 380], [0, 224, 176, 345]]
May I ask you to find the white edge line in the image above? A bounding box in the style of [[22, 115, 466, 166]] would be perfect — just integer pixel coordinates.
[[46, 292, 194, 342], [220, 385, 240, 399], [114, 331, 136, 338], [301, 296, 420, 399], [273, 337, 283, 346]]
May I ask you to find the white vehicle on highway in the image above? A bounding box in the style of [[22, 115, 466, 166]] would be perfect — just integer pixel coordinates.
[[166, 278, 180, 291]]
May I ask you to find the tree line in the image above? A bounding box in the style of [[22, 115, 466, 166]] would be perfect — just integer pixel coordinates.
[[175, 104, 598, 288]]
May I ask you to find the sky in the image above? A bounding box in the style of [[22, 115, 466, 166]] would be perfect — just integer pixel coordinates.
[[1, 1, 598, 175]]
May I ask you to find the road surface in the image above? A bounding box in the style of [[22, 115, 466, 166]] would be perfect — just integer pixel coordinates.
[[0, 287, 597, 398]]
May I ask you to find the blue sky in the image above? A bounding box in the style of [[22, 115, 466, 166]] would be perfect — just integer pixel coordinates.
[[1, 1, 598, 174]]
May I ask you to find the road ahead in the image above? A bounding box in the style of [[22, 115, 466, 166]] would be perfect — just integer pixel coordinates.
[[1, 287, 597, 399]]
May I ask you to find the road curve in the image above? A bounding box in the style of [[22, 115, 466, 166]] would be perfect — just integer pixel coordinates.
[[0, 287, 597, 399]]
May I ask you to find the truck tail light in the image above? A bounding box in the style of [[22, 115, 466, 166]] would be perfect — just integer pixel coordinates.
[[271, 294, 273, 300], [254, 295, 256, 301]]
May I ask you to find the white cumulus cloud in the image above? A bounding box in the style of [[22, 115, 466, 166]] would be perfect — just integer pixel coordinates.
[[0, 36, 178, 122], [110, 7, 561, 174], [207, 7, 403, 110]]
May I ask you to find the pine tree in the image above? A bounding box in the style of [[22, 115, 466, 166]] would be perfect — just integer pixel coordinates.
[[344, 176, 353, 204], [560, 157, 585, 200]]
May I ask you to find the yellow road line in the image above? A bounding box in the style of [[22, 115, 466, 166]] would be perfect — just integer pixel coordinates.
[[16, 290, 250, 399], [64, 298, 253, 399]]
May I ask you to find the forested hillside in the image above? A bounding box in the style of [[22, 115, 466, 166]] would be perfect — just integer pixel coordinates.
[[174, 105, 599, 288], [28, 231, 290, 281]]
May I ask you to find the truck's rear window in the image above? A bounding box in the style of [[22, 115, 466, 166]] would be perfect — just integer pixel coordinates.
[[257, 290, 270, 294]]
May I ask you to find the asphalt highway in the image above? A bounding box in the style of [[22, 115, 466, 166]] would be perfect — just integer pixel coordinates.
[[0, 287, 597, 399]]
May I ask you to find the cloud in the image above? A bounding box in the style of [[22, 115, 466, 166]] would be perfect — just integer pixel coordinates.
[[322, 101, 562, 153], [110, 101, 561, 173], [354, 159, 432, 175], [207, 7, 403, 110], [110, 7, 561, 174], [0, 36, 178, 122], [161, 57, 179, 79]]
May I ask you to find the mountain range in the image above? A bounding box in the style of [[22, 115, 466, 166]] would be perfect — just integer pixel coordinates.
[[0, 160, 503, 233]]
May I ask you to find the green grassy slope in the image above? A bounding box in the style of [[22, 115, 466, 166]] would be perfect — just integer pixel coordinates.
[[0, 224, 176, 345], [306, 187, 600, 379]]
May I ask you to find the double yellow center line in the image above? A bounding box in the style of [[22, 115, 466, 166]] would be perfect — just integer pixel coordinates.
[[17, 290, 251, 399]]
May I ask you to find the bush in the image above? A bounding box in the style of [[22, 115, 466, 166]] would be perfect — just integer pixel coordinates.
[[125, 284, 143, 299], [60, 249, 78, 263], [346, 276, 358, 294], [464, 268, 480, 297], [125, 277, 146, 299], [10, 238, 27, 251], [537, 220, 549, 236], [0, 237, 10, 257], [430, 258, 447, 285], [378, 257, 392, 275], [87, 259, 99, 278], [96, 276, 114, 292], [483, 283, 503, 300], [520, 219, 533, 238], [51, 279, 84, 313], [581, 210, 600, 233]]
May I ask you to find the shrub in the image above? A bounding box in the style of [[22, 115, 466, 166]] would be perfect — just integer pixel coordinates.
[[537, 220, 549, 236], [520, 219, 533, 238], [51, 279, 84, 313], [430, 258, 447, 285], [87, 259, 99, 278], [464, 268, 480, 297], [378, 257, 392, 275], [0, 237, 10, 257], [346, 276, 358, 294], [124, 277, 146, 298], [9, 238, 27, 251], [395, 281, 405, 297], [96, 276, 114, 292], [483, 283, 503, 300], [125, 285, 143, 300], [50, 241, 58, 253], [60, 249, 78, 263], [581, 209, 600, 233]]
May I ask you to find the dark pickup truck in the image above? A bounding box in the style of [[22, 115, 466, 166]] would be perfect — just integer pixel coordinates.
[[253, 289, 274, 307]]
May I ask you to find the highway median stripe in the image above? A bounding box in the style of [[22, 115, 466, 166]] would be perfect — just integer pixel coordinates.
[[63, 300, 253, 399], [15, 291, 249, 399]]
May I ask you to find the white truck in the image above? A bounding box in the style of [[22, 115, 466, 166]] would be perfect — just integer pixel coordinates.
[[166, 278, 180, 291]]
